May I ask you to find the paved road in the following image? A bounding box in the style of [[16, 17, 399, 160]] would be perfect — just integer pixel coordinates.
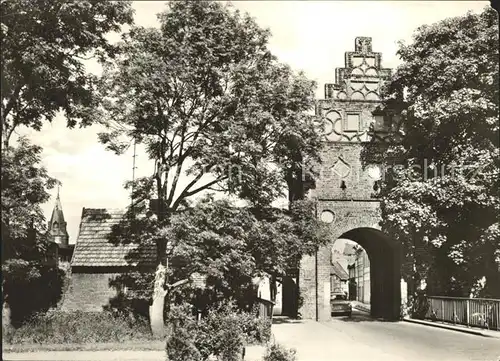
[[272, 310, 500, 361]]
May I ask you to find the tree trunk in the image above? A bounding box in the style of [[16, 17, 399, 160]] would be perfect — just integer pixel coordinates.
[[150, 263, 167, 338], [2, 299, 11, 332]]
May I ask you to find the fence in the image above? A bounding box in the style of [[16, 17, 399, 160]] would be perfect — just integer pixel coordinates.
[[425, 296, 500, 331], [256, 298, 275, 320]]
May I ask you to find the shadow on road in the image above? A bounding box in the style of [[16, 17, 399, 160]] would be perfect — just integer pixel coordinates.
[[332, 310, 397, 323], [272, 316, 305, 325]]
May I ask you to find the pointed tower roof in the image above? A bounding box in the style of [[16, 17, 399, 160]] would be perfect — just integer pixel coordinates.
[[50, 187, 66, 225], [48, 187, 69, 246]]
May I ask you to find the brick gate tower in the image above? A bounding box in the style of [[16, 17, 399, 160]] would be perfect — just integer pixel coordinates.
[[298, 37, 402, 321]]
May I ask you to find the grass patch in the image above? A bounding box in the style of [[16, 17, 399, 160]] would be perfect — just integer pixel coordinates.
[[4, 310, 157, 345]]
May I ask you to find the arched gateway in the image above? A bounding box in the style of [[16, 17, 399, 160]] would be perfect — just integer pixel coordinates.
[[297, 37, 403, 321]]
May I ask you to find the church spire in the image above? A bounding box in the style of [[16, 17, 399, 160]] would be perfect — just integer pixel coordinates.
[[48, 187, 69, 246]]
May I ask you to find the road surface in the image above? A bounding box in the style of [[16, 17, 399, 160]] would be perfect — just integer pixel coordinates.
[[272, 310, 500, 361]]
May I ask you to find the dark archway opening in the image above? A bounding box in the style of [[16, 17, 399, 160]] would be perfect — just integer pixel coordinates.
[[339, 227, 402, 320]]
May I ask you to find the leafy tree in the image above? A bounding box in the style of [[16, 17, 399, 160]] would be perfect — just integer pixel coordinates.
[[1, 0, 134, 326], [1, 0, 134, 147], [1, 137, 58, 260], [374, 7, 499, 298], [166, 197, 327, 312], [1, 137, 64, 326], [97, 0, 321, 335]]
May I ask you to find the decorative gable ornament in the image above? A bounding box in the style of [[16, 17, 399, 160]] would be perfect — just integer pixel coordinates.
[[332, 158, 351, 178]]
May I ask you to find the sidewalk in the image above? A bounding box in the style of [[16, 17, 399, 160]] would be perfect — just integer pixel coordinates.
[[403, 317, 500, 338], [3, 350, 165, 361], [3, 345, 266, 361]]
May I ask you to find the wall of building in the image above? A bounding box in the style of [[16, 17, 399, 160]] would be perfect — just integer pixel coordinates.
[[61, 272, 120, 312], [362, 252, 370, 303], [354, 250, 371, 304], [273, 281, 283, 316]]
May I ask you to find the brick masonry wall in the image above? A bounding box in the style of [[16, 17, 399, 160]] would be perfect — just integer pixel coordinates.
[[299, 200, 381, 320], [299, 255, 316, 320], [312, 142, 379, 200], [61, 272, 120, 312]]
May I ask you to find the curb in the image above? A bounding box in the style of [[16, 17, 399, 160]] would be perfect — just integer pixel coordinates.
[[403, 318, 500, 338], [353, 305, 370, 313]]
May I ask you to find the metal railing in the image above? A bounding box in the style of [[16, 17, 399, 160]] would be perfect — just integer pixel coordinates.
[[425, 296, 500, 331]]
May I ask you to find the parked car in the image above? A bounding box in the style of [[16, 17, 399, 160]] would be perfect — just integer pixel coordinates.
[[331, 293, 352, 317]]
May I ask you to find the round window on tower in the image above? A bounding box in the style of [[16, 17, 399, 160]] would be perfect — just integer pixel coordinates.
[[366, 165, 382, 181], [320, 210, 335, 224]]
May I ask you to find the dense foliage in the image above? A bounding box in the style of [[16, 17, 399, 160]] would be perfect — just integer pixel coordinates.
[[1, 137, 58, 257], [106, 196, 328, 317], [2, 260, 65, 327], [168, 197, 328, 310], [374, 7, 499, 298], [1, 0, 134, 147]]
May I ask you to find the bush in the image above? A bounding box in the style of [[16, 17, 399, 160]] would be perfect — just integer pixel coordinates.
[[4, 310, 154, 344], [167, 303, 245, 361], [166, 304, 203, 361], [238, 308, 271, 345], [167, 301, 270, 361], [409, 292, 430, 320], [3, 259, 65, 326], [203, 312, 245, 361], [263, 343, 297, 361]]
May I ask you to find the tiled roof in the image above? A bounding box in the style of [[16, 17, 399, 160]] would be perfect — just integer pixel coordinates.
[[331, 261, 349, 280], [71, 208, 156, 268]]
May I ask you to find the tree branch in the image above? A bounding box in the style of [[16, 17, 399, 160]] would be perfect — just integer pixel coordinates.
[[171, 171, 206, 211], [3, 84, 25, 122], [167, 278, 189, 290], [184, 176, 228, 198], [167, 162, 183, 206]]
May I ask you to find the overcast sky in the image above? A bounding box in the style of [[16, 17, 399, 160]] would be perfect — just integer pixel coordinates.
[[19, 1, 489, 243]]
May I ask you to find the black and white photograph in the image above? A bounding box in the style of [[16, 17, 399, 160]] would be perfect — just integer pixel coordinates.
[[1, 1, 499, 360]]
